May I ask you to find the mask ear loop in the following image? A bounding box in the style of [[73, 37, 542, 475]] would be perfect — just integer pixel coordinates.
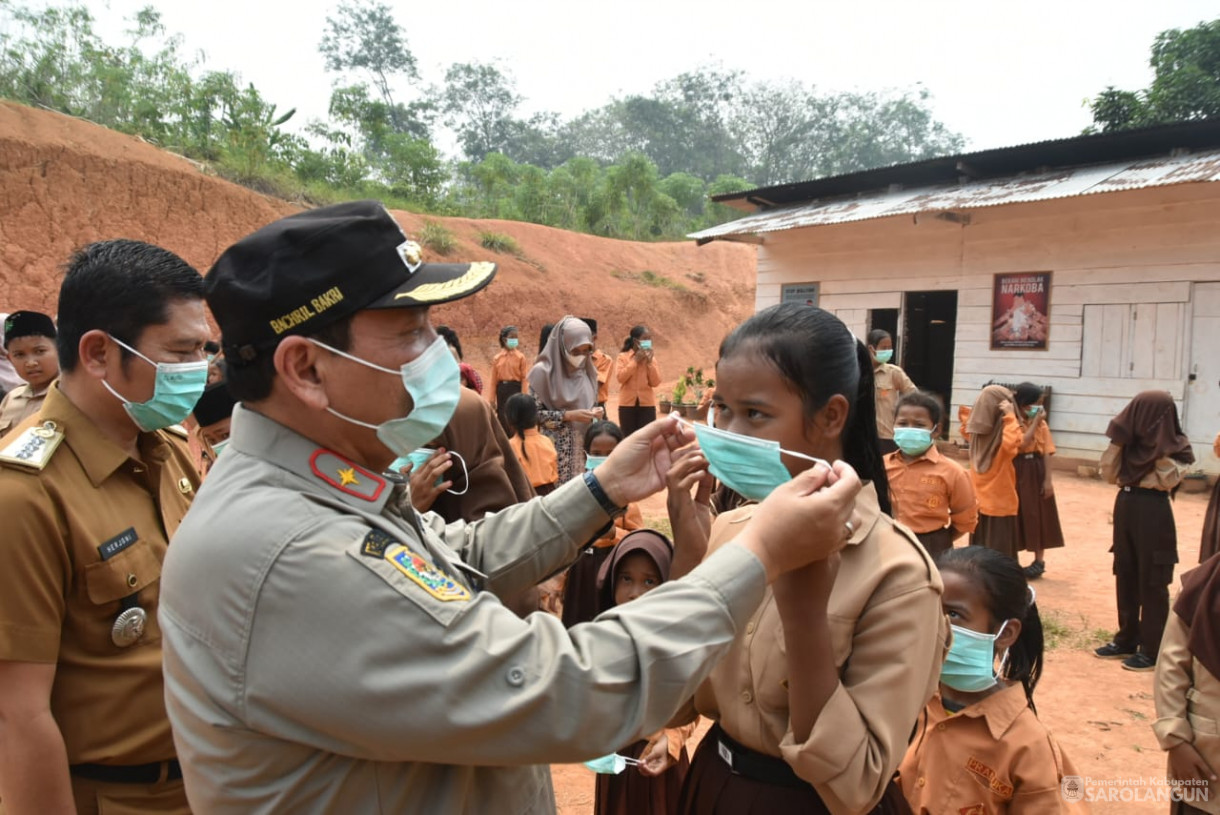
[[994, 619, 1012, 683], [445, 451, 469, 495]]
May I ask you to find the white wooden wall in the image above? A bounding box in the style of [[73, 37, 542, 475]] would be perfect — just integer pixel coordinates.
[[750, 183, 1220, 461]]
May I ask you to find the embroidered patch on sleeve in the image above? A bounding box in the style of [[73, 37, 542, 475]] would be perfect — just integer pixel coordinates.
[[384, 543, 471, 602], [361, 529, 394, 559]]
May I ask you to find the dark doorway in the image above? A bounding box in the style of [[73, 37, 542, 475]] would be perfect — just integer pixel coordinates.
[[902, 291, 958, 438], [868, 309, 899, 362]]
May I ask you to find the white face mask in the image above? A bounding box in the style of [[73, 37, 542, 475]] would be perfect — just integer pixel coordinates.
[[565, 350, 588, 369]]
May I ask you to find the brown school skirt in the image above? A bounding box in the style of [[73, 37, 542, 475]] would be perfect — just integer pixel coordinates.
[[1015, 453, 1065, 551], [916, 527, 955, 560], [595, 737, 689, 815], [676, 725, 912, 815], [561, 544, 614, 627], [971, 513, 1020, 560], [1202, 477, 1220, 564]]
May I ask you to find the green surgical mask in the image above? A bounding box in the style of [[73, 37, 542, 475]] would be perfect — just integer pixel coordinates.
[[506, 338, 519, 349], [102, 336, 209, 432], [875, 349, 893, 364]]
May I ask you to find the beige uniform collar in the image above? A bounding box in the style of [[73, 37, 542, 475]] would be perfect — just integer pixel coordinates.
[[227, 404, 393, 512], [941, 682, 1030, 741]]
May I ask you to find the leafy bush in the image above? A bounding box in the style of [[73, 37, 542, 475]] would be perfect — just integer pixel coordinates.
[[419, 221, 456, 255]]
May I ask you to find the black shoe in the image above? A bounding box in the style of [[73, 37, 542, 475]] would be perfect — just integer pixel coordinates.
[[1095, 642, 1135, 659], [1022, 561, 1045, 579], [1121, 653, 1156, 672]]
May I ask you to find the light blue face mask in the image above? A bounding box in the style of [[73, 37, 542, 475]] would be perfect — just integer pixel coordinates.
[[312, 335, 461, 458], [211, 440, 229, 457], [941, 621, 1009, 692], [506, 338, 519, 349], [583, 753, 642, 775], [585, 454, 608, 471], [676, 415, 829, 502], [389, 448, 469, 494], [102, 336, 209, 432], [1026, 405, 1042, 419], [875, 349, 894, 364], [638, 339, 652, 350], [893, 427, 934, 457]]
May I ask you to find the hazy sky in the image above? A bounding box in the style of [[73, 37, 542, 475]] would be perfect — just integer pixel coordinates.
[[80, 0, 1218, 157]]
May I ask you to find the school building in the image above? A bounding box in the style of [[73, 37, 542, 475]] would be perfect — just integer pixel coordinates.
[[691, 120, 1220, 472]]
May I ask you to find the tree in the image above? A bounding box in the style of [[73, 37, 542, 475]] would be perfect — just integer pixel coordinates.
[[441, 61, 522, 160], [319, 0, 417, 110], [1090, 18, 1220, 131]]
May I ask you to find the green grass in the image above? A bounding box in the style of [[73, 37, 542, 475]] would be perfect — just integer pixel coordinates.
[[478, 231, 522, 256], [645, 516, 674, 540], [1041, 610, 1112, 652], [609, 269, 687, 290], [419, 220, 456, 255]]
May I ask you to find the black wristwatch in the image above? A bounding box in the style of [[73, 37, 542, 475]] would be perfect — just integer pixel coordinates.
[[583, 470, 626, 518]]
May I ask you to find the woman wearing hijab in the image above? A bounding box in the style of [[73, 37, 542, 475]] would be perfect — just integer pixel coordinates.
[[1096, 391, 1196, 672], [966, 384, 1023, 558], [528, 315, 603, 484]]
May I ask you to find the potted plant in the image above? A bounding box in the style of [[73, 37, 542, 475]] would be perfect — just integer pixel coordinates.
[[658, 391, 671, 414], [671, 380, 687, 410], [678, 367, 705, 418]]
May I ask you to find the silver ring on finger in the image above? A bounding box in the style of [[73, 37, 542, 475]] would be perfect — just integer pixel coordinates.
[[844, 520, 855, 539]]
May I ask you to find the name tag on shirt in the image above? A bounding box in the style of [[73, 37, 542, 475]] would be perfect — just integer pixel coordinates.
[[98, 527, 138, 560]]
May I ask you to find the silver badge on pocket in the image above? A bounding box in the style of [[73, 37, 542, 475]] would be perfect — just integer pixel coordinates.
[[111, 607, 147, 647]]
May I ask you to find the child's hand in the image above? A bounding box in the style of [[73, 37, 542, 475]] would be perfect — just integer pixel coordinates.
[[408, 449, 452, 513], [1168, 741, 1217, 785], [637, 732, 673, 777], [666, 446, 714, 578]]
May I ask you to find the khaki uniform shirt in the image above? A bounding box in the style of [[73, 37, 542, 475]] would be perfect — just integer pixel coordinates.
[[885, 446, 979, 536], [0, 384, 199, 765], [873, 363, 917, 440], [899, 684, 1085, 814], [0, 381, 49, 437], [159, 406, 768, 814], [686, 484, 950, 815], [1099, 443, 1190, 491], [1154, 612, 1220, 814]]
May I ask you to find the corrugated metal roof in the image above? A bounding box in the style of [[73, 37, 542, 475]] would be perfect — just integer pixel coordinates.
[[690, 149, 1220, 243]]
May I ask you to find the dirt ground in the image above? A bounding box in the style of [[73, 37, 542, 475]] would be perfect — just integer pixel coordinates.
[[549, 456, 1215, 814]]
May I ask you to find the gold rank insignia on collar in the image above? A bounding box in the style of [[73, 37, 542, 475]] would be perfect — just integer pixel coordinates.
[[309, 449, 386, 501], [384, 543, 471, 602], [0, 421, 65, 470]]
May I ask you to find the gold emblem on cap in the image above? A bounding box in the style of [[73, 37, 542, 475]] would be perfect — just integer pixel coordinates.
[[111, 607, 147, 647], [398, 262, 496, 303]]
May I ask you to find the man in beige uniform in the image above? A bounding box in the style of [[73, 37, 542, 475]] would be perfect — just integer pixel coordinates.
[[159, 201, 862, 814], [0, 241, 211, 814]]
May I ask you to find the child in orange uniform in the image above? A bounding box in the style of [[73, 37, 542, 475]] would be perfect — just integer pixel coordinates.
[[504, 393, 558, 496], [967, 385, 1023, 559], [591, 530, 695, 815], [490, 325, 529, 430], [900, 546, 1083, 813], [1011, 383, 1064, 580], [885, 391, 978, 558]]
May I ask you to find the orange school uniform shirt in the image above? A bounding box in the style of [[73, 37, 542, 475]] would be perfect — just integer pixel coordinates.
[[616, 351, 661, 407], [899, 684, 1086, 814], [591, 349, 614, 405], [885, 446, 979, 536], [508, 428, 558, 489], [970, 415, 1022, 517], [1019, 421, 1056, 456], [488, 348, 529, 406]]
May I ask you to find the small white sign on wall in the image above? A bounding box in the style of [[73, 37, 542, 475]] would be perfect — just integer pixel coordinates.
[[781, 283, 820, 307]]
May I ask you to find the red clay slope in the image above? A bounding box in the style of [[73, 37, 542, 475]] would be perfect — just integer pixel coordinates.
[[0, 101, 756, 386]]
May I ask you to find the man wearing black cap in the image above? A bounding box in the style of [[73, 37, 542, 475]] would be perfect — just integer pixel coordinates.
[[0, 242, 210, 815], [0, 310, 60, 437], [158, 200, 861, 813]]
